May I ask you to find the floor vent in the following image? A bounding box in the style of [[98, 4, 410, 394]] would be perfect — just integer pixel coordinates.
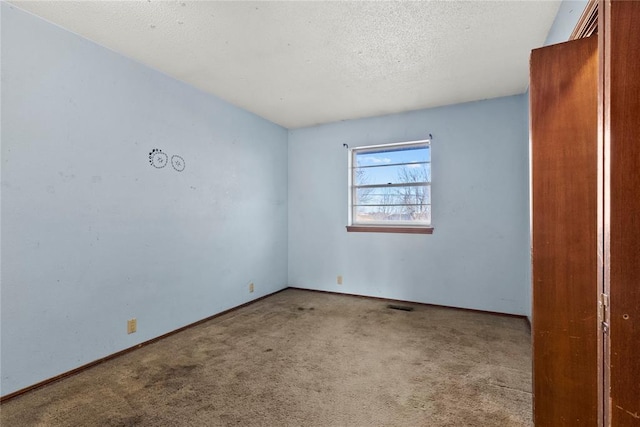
[[387, 304, 414, 312]]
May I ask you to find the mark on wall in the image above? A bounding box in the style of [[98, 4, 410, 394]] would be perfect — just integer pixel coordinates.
[[58, 171, 76, 182], [149, 149, 168, 168], [148, 149, 186, 172], [171, 155, 185, 172]]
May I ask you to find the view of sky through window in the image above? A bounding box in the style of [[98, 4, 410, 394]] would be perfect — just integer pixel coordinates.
[[352, 144, 431, 225], [355, 146, 430, 186]]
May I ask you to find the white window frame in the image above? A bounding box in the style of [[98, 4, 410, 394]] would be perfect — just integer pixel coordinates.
[[347, 139, 433, 234]]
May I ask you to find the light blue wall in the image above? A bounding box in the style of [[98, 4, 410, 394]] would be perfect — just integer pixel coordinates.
[[1, 3, 288, 396], [288, 95, 530, 315], [545, 0, 590, 46]]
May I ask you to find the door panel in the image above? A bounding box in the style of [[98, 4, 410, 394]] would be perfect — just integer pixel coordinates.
[[531, 36, 599, 425], [604, 1, 640, 425]]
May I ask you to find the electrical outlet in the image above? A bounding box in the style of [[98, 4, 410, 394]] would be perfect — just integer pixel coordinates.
[[249, 282, 254, 293], [127, 318, 137, 334], [337, 275, 343, 285]]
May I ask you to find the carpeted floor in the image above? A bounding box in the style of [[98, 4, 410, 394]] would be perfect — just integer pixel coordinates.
[[1, 288, 532, 426]]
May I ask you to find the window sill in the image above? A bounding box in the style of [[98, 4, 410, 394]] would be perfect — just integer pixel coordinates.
[[346, 226, 434, 234]]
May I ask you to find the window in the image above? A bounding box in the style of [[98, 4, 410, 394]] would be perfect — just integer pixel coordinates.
[[347, 140, 433, 234]]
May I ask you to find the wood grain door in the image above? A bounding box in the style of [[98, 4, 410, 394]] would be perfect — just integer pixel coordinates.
[[530, 36, 600, 425], [603, 1, 640, 425]]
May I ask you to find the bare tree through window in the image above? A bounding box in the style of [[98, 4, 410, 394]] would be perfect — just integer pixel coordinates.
[[350, 141, 431, 226]]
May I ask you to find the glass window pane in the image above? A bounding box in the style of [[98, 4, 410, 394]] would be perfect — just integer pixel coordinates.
[[354, 163, 430, 186], [355, 186, 430, 206], [354, 205, 431, 224], [355, 145, 430, 166]]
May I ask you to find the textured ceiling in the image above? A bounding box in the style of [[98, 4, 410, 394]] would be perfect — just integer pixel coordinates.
[[9, 1, 561, 129]]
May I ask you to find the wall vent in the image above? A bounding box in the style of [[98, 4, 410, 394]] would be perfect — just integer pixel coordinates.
[[387, 304, 414, 312]]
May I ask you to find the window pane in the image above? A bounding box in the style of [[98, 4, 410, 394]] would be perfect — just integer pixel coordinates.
[[355, 185, 430, 206], [355, 145, 430, 166], [354, 163, 430, 186], [354, 205, 431, 224]]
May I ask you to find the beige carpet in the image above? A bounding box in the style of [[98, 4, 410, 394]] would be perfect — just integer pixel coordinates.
[[1, 288, 532, 426]]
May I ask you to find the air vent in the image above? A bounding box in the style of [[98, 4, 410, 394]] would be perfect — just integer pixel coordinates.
[[387, 304, 414, 312]]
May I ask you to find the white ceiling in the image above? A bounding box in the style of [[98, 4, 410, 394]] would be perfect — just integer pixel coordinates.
[[9, 0, 561, 129]]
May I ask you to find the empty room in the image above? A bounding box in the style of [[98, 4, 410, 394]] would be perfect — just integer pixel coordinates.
[[1, 0, 638, 426]]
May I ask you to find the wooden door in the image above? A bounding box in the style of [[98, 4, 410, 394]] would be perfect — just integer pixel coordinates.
[[531, 36, 600, 425], [603, 1, 640, 425]]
